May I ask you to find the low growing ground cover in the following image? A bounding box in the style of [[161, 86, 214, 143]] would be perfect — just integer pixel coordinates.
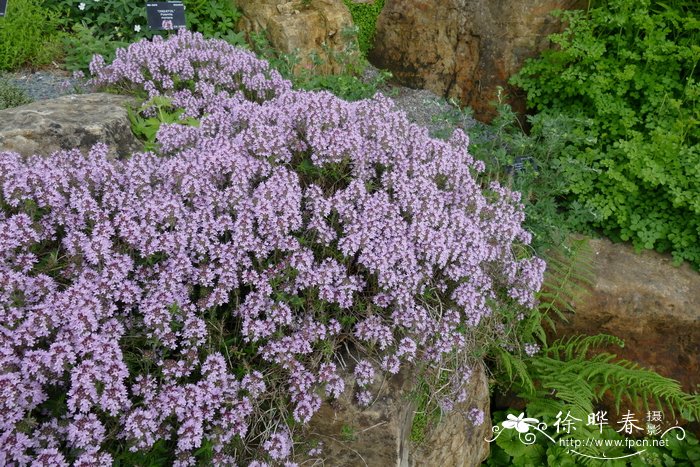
[[0, 31, 545, 465]]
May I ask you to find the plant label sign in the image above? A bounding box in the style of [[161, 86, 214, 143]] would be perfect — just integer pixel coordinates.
[[146, 1, 186, 30], [0, 0, 7, 17]]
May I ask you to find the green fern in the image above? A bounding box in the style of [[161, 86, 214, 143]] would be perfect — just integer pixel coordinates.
[[522, 334, 700, 422], [491, 237, 595, 394], [493, 235, 699, 459], [494, 346, 536, 395], [536, 236, 595, 334]]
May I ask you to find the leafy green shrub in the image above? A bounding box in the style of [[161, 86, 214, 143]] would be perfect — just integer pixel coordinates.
[[343, 0, 384, 55], [45, 0, 245, 71], [511, 0, 700, 267], [184, 0, 246, 45], [0, 77, 32, 109], [60, 23, 128, 73], [0, 0, 63, 70]]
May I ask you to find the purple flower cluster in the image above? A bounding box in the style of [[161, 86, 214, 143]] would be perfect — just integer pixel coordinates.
[[0, 31, 544, 464], [467, 408, 485, 427]]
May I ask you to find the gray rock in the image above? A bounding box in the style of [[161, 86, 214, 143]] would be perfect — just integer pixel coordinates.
[[0, 93, 142, 158]]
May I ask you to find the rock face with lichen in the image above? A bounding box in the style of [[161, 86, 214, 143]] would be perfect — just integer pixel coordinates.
[[296, 362, 491, 466], [369, 0, 585, 122], [0, 93, 141, 158], [237, 0, 358, 74]]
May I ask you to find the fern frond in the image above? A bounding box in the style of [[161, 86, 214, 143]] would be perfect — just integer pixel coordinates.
[[546, 333, 624, 361], [527, 356, 596, 416], [536, 236, 595, 335], [494, 346, 535, 395], [522, 334, 700, 422]]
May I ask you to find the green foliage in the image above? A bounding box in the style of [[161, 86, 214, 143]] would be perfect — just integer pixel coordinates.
[[248, 29, 391, 102], [340, 424, 357, 442], [487, 408, 700, 467], [342, 0, 385, 55], [61, 23, 128, 73], [111, 439, 175, 467], [0, 76, 31, 109], [128, 96, 200, 152], [511, 0, 700, 267], [183, 0, 245, 44], [409, 372, 449, 444], [296, 64, 390, 101], [486, 334, 700, 466], [45, 0, 245, 71], [524, 334, 700, 421], [0, 0, 64, 71], [43, 0, 152, 43]]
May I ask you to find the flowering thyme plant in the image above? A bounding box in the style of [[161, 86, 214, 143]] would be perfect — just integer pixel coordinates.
[[0, 31, 545, 465]]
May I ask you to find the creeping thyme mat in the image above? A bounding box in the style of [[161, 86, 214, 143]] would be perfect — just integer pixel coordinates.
[[0, 31, 545, 465]]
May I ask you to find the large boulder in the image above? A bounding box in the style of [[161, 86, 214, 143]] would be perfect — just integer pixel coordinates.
[[297, 361, 491, 466], [557, 237, 700, 393], [369, 0, 585, 122], [237, 0, 358, 75], [0, 93, 141, 158]]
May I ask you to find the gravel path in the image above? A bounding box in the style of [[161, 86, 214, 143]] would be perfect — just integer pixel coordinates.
[[2, 69, 90, 102], [362, 64, 478, 138]]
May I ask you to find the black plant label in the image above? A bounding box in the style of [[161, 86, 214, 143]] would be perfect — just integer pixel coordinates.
[[146, 1, 186, 30], [0, 0, 7, 17]]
